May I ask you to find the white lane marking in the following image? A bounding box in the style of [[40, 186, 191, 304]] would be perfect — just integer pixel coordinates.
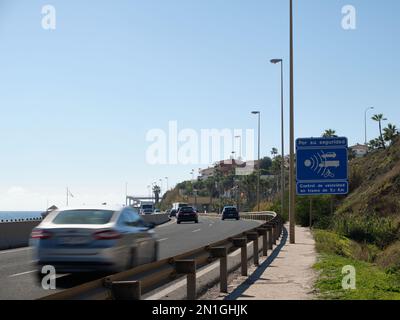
[[209, 223, 213, 227], [192, 229, 201, 233], [8, 270, 36, 278], [0, 247, 32, 255], [158, 238, 168, 242]]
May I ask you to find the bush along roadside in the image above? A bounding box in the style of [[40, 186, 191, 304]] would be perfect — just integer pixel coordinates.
[[313, 230, 400, 300]]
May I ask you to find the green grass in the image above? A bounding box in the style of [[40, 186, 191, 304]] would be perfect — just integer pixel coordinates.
[[314, 254, 400, 300], [313, 230, 400, 300]]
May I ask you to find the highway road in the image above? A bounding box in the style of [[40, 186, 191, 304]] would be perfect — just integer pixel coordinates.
[[0, 215, 262, 300]]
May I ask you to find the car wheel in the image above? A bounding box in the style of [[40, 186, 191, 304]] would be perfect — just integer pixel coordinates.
[[177, 220, 181, 224], [195, 219, 199, 223]]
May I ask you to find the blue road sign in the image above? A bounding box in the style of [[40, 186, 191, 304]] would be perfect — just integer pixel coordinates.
[[296, 137, 349, 195]]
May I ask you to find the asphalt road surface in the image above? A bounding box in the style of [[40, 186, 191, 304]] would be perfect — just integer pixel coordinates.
[[0, 215, 262, 300]]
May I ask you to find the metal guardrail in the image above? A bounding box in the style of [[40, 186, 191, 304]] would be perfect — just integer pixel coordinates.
[[40, 212, 283, 300]]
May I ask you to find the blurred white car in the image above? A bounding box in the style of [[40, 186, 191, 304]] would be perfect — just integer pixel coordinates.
[[30, 206, 158, 278]]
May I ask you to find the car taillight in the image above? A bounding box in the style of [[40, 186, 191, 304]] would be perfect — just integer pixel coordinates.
[[31, 229, 52, 239], [93, 230, 122, 240]]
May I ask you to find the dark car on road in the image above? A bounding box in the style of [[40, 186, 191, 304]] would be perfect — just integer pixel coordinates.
[[221, 206, 240, 220], [169, 209, 178, 218], [177, 206, 198, 224]]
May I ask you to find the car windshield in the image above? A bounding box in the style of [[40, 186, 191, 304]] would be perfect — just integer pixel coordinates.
[[225, 208, 237, 213], [52, 210, 115, 225]]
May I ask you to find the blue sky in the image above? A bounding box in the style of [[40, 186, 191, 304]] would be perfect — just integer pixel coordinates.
[[0, 0, 399, 210]]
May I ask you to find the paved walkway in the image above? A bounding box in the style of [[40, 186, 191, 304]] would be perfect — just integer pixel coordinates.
[[202, 224, 317, 300]]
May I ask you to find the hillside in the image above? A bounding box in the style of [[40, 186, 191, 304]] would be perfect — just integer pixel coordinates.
[[336, 136, 400, 218]]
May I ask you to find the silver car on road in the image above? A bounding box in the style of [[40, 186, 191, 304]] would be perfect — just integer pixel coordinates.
[[30, 206, 158, 276]]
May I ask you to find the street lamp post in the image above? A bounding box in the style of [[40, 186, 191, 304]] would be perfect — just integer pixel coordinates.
[[165, 177, 169, 191], [270, 58, 285, 218], [125, 182, 128, 206], [289, 0, 296, 244], [159, 179, 163, 196], [251, 111, 261, 212], [364, 107, 374, 145]]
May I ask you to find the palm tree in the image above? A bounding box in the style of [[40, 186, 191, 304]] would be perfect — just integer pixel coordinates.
[[368, 138, 381, 151], [372, 114, 387, 149], [322, 129, 338, 138], [270, 147, 278, 158], [152, 185, 161, 204], [205, 177, 216, 205], [383, 123, 399, 146]]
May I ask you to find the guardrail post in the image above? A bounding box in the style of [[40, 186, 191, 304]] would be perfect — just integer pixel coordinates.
[[266, 226, 273, 250], [232, 238, 248, 276], [257, 228, 268, 256], [272, 223, 277, 244], [210, 247, 228, 293], [246, 232, 259, 266], [110, 280, 141, 300], [175, 260, 197, 300]]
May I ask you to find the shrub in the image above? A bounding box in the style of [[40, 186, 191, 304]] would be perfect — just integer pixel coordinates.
[[313, 229, 353, 258], [333, 213, 399, 248], [296, 195, 333, 228], [376, 241, 400, 272]]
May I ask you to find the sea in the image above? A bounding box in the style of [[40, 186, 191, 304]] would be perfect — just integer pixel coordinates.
[[0, 211, 43, 222]]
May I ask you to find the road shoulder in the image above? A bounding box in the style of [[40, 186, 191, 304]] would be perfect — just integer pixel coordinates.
[[201, 224, 317, 300]]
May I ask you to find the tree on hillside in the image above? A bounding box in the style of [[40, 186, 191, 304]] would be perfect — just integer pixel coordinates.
[[372, 114, 387, 149], [205, 177, 216, 204], [383, 123, 399, 146], [259, 156, 273, 173], [241, 173, 257, 208], [270, 155, 283, 193], [368, 138, 382, 151], [322, 129, 338, 138]]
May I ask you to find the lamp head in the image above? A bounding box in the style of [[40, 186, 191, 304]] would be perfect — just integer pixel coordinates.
[[270, 59, 283, 64]]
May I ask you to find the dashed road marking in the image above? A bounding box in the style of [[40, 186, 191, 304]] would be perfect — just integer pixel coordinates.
[[0, 247, 32, 255], [8, 270, 36, 278]]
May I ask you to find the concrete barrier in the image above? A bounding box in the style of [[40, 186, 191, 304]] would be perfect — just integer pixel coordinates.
[[0, 220, 42, 250], [0, 214, 170, 251], [141, 213, 170, 226]]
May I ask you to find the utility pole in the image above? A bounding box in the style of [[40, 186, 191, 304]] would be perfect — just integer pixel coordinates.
[[251, 111, 261, 212], [125, 182, 128, 206], [289, 0, 296, 244]]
